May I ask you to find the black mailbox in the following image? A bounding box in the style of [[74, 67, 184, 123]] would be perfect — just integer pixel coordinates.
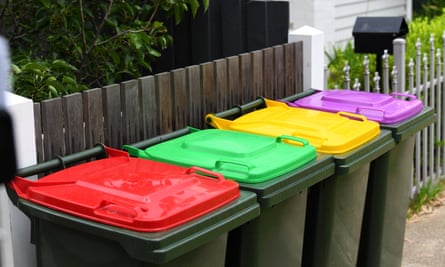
[[352, 16, 408, 55]]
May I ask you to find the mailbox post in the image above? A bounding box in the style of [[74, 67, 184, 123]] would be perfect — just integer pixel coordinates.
[[352, 16, 409, 79]]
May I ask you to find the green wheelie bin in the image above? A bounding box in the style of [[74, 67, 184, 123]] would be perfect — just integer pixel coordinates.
[[7, 144, 260, 267], [124, 127, 335, 267], [205, 97, 395, 267]]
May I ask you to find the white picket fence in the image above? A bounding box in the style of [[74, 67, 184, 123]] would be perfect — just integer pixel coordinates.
[[324, 35, 445, 198]]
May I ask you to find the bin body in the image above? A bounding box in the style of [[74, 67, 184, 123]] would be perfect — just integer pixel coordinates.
[[8, 147, 260, 267], [206, 99, 395, 267], [286, 89, 435, 267], [124, 128, 334, 267], [358, 107, 435, 267]]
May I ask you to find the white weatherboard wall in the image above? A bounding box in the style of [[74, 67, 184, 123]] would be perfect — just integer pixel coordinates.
[[289, 26, 325, 90], [4, 92, 37, 267], [289, 0, 411, 50]]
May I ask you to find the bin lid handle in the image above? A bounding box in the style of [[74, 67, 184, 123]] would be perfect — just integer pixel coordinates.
[[185, 166, 225, 182], [391, 92, 418, 101], [337, 111, 367, 122], [276, 135, 309, 147]]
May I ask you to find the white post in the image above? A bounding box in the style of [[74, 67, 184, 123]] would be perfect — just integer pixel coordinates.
[[4, 92, 37, 267], [288, 25, 325, 90], [393, 38, 406, 92]]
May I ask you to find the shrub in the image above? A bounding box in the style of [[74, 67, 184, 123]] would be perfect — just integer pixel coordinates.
[[1, 0, 209, 101]]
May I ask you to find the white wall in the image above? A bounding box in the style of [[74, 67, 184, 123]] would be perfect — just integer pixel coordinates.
[[4, 92, 37, 267], [289, 0, 411, 51]]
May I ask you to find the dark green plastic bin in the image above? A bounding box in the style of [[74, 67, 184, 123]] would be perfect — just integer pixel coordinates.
[[7, 145, 260, 267], [205, 98, 395, 267], [124, 127, 336, 267], [283, 89, 436, 267], [358, 106, 435, 267], [302, 130, 394, 267]]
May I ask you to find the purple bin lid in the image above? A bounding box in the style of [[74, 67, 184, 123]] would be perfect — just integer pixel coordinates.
[[288, 89, 424, 124]]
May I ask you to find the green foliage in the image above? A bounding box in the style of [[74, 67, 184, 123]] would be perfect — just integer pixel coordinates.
[[325, 43, 376, 89], [12, 56, 88, 102], [406, 11, 445, 60], [407, 179, 445, 218], [414, 0, 445, 18], [1, 0, 209, 101], [326, 10, 445, 89]]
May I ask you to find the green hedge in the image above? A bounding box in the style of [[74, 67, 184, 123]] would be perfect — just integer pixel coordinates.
[[3, 0, 208, 102]]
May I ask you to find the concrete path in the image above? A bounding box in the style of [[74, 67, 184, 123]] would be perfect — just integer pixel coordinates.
[[402, 198, 445, 267]]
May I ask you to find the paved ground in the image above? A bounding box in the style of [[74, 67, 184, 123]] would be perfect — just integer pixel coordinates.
[[402, 196, 445, 267]]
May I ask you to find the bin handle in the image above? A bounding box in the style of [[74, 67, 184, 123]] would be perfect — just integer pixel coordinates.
[[276, 135, 309, 146], [391, 92, 417, 101], [94, 202, 139, 223], [215, 160, 252, 176], [355, 107, 385, 120], [185, 166, 225, 182], [337, 111, 367, 122]]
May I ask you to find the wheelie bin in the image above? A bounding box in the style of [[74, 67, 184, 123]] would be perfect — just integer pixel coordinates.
[[7, 144, 260, 267], [205, 97, 395, 267], [285, 88, 436, 267], [123, 127, 335, 267]]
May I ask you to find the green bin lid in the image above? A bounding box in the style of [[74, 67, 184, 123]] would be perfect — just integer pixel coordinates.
[[124, 128, 317, 184]]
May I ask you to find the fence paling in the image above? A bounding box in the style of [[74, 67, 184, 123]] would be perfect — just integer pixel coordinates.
[[31, 42, 304, 165]]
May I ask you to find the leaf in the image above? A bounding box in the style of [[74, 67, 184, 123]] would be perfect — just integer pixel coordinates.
[[51, 60, 78, 71], [22, 63, 48, 73], [62, 76, 77, 85], [201, 0, 209, 11], [39, 0, 51, 8], [129, 33, 143, 49], [189, 0, 200, 17], [48, 85, 58, 96], [148, 48, 161, 57]]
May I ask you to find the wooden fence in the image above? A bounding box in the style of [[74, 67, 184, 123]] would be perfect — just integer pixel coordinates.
[[32, 42, 303, 163]]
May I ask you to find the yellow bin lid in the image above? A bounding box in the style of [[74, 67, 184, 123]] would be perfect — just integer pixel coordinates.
[[206, 99, 380, 154]]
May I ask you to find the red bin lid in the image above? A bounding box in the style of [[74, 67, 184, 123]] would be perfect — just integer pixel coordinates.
[[10, 147, 240, 232]]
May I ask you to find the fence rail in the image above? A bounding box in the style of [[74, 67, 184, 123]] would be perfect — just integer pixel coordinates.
[[325, 35, 445, 197], [32, 42, 304, 164]]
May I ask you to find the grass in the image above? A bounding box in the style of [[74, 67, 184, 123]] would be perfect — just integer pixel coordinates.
[[407, 179, 445, 219]]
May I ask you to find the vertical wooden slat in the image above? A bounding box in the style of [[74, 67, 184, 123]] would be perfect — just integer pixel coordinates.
[[172, 69, 188, 129], [252, 50, 264, 98], [41, 98, 64, 161], [155, 72, 173, 134], [263, 47, 275, 98], [83, 88, 104, 148], [240, 53, 253, 102], [227, 56, 241, 107], [121, 80, 140, 144], [103, 84, 122, 148], [186, 65, 203, 128], [201, 62, 217, 116], [284, 43, 296, 97], [139, 76, 158, 139], [294, 41, 304, 93], [62, 93, 85, 154], [33, 103, 44, 163], [274, 45, 285, 99], [215, 59, 229, 111]]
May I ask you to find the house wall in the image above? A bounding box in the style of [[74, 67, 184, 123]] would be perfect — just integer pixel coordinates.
[[289, 0, 412, 50]]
